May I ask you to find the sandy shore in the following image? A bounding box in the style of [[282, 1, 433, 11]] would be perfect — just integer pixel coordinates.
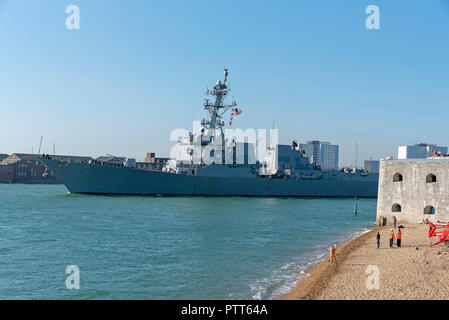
[[284, 222, 449, 300]]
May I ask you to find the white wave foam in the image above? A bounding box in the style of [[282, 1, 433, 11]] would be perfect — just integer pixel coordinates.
[[248, 226, 373, 300]]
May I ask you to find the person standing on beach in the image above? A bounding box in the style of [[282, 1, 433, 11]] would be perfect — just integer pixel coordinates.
[[389, 229, 395, 248], [396, 228, 402, 248], [329, 245, 337, 266], [376, 231, 380, 249]]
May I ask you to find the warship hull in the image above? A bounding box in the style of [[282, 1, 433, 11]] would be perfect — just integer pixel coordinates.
[[41, 159, 378, 197]]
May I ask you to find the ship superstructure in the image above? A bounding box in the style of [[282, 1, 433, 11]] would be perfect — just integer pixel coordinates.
[[166, 69, 248, 174]]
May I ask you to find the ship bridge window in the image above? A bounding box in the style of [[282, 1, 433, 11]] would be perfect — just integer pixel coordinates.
[[424, 205, 435, 215], [392, 204, 401, 213], [426, 174, 437, 183], [393, 173, 403, 182]]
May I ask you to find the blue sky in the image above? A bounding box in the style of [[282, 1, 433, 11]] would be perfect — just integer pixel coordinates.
[[1, 0, 448, 165]]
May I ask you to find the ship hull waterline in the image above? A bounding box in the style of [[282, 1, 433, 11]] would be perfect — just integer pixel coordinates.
[[41, 159, 378, 198]]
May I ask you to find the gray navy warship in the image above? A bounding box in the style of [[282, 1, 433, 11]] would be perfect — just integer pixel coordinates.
[[41, 70, 378, 197]]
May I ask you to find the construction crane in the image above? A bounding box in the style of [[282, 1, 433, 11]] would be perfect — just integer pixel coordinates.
[[428, 222, 449, 246]]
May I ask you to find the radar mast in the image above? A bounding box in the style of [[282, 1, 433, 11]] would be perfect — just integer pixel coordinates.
[[201, 69, 237, 163], [202, 69, 236, 133]]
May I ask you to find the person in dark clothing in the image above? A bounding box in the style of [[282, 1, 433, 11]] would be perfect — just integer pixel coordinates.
[[376, 231, 380, 249]]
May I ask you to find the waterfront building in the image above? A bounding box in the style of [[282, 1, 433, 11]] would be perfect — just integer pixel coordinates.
[[397, 143, 448, 160], [364, 159, 380, 173], [0, 163, 14, 183], [135, 152, 170, 171], [144, 152, 156, 163], [376, 158, 449, 223], [0, 153, 92, 183], [299, 141, 339, 171], [299, 141, 319, 165], [95, 155, 127, 166]]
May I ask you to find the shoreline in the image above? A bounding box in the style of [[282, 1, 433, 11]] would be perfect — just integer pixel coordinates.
[[283, 222, 449, 300], [282, 226, 385, 300]]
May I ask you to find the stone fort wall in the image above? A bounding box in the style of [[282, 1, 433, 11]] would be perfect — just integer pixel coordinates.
[[376, 160, 449, 223]]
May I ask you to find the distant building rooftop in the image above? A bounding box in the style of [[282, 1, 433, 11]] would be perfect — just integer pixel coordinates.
[[383, 158, 449, 162], [96, 156, 127, 164], [2, 153, 92, 165]]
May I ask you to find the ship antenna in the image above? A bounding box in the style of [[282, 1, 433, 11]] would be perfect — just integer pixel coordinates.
[[224, 68, 228, 84], [269, 119, 275, 145], [38, 135, 43, 154]]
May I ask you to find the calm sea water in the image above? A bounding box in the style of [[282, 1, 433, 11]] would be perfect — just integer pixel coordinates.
[[0, 184, 377, 299]]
